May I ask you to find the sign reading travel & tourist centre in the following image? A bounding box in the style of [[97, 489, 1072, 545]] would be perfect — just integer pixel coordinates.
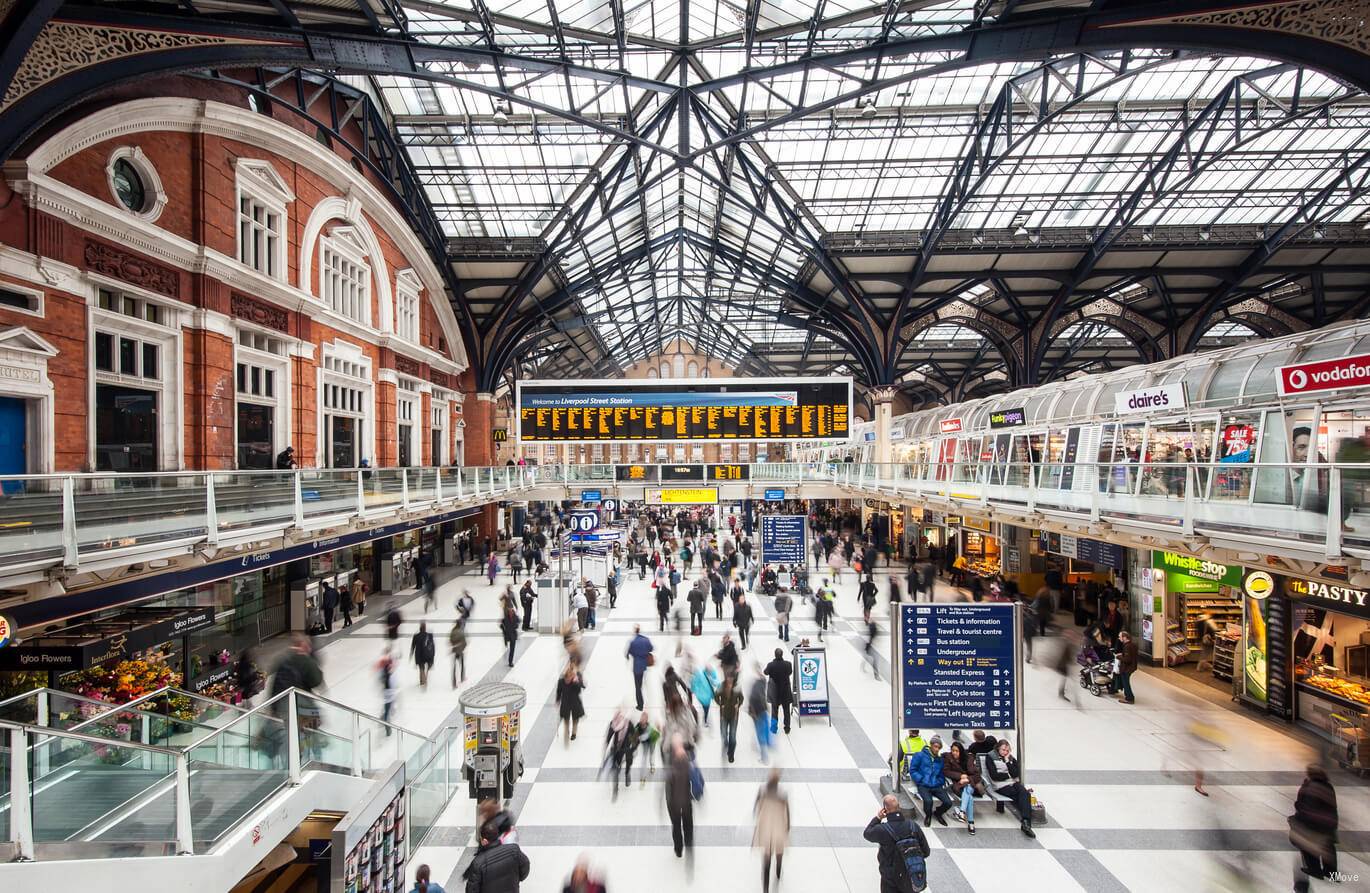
[[516, 377, 852, 443], [901, 603, 1018, 730]]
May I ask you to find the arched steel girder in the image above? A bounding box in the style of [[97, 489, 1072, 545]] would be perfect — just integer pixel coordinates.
[[1040, 318, 1152, 383], [1180, 150, 1370, 351], [8, 2, 1370, 166], [479, 227, 881, 388], [885, 49, 1191, 361], [1026, 64, 1362, 380], [896, 311, 1024, 388]]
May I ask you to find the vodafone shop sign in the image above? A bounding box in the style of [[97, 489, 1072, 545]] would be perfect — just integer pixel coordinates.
[[1115, 382, 1186, 415], [1278, 353, 1370, 397]]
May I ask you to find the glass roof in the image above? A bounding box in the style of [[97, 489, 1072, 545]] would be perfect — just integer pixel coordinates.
[[379, 0, 1370, 379]]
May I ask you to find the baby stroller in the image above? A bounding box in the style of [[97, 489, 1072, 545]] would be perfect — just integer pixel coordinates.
[[1077, 644, 1115, 696]]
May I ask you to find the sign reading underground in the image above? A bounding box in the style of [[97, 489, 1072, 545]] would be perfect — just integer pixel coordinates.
[[901, 603, 1018, 730]]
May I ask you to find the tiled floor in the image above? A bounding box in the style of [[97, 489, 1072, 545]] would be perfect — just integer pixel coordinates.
[[309, 556, 1369, 892]]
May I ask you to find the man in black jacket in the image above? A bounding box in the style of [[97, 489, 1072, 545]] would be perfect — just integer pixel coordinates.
[[734, 594, 754, 649], [664, 737, 694, 859], [863, 793, 929, 893], [464, 820, 530, 892], [410, 622, 436, 688], [764, 648, 793, 734]]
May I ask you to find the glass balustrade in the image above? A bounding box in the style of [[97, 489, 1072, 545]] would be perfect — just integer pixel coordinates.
[[0, 476, 63, 566], [6, 461, 1367, 577]]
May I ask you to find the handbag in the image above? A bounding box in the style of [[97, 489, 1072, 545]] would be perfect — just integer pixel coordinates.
[[646, 652, 656, 668]]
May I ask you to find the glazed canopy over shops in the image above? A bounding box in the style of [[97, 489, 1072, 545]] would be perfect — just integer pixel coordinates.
[[0, 606, 214, 671]]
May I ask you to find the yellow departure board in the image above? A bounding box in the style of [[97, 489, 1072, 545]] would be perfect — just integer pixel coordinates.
[[516, 377, 851, 444]]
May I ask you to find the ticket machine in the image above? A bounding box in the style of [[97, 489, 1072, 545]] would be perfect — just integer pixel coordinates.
[[459, 682, 526, 802]]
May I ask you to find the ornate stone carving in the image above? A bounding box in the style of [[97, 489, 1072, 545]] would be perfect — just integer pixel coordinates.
[[429, 369, 450, 388], [394, 355, 420, 377], [83, 239, 179, 298], [1101, 0, 1370, 56], [230, 292, 289, 333], [2, 21, 295, 111]]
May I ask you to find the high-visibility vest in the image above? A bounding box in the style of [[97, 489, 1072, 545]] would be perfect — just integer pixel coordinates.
[[900, 736, 926, 773]]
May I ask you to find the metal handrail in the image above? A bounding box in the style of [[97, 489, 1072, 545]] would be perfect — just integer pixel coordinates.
[[1, 717, 180, 755], [0, 686, 111, 713]]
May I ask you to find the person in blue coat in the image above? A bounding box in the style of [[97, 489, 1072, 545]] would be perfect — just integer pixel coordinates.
[[625, 625, 654, 711], [909, 736, 956, 827], [691, 663, 720, 726]]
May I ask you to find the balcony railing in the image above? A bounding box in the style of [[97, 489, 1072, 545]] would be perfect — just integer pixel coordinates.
[[0, 460, 1364, 578]]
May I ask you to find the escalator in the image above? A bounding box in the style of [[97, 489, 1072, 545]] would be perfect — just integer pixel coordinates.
[[0, 684, 439, 879]]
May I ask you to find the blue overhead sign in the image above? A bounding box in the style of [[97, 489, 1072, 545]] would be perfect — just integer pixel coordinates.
[[763, 488, 786, 501], [581, 490, 602, 503], [901, 603, 1018, 730], [760, 515, 806, 565]]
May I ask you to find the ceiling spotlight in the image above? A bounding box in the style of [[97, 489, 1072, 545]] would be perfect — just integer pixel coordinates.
[[1198, 227, 1211, 241], [504, 241, 513, 252], [972, 232, 985, 245], [492, 103, 510, 126], [1312, 223, 1326, 240], [1141, 228, 1154, 242], [860, 98, 877, 119], [1028, 230, 1041, 244], [1013, 224, 1028, 237]]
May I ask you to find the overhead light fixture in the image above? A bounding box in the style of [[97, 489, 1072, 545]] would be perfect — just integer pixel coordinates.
[[1312, 223, 1326, 240], [492, 103, 510, 126], [860, 98, 877, 119], [1198, 227, 1211, 241], [1141, 228, 1154, 242], [972, 232, 985, 245], [1013, 224, 1028, 237], [1028, 230, 1041, 244]]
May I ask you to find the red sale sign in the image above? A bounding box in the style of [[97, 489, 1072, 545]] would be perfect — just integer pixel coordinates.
[[1278, 353, 1370, 397]]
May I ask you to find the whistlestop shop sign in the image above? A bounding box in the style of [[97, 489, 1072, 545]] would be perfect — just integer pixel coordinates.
[[1278, 353, 1370, 397]]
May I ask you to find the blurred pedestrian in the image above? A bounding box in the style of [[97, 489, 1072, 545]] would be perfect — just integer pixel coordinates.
[[717, 674, 743, 763], [410, 863, 446, 893], [556, 663, 586, 744], [501, 601, 520, 668], [665, 736, 694, 859], [764, 648, 793, 735], [449, 618, 467, 686], [464, 820, 530, 892], [1291, 764, 1339, 892], [410, 621, 435, 688], [754, 769, 790, 893], [561, 857, 607, 893]]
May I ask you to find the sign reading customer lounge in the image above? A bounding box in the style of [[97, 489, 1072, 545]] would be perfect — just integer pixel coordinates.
[[1285, 576, 1370, 619], [1116, 383, 1187, 415]]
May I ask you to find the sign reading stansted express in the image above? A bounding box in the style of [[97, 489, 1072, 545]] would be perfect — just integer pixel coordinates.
[[516, 377, 851, 443], [1278, 353, 1370, 397]]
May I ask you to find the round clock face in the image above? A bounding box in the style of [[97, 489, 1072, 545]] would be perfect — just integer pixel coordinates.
[[112, 158, 146, 212]]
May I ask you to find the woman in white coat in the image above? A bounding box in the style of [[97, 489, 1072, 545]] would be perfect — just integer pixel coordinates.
[[753, 768, 791, 892]]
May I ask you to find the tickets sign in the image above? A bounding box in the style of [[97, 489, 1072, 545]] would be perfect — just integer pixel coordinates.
[[1278, 353, 1370, 397]]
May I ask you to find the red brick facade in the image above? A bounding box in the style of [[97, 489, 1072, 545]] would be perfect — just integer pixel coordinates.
[[0, 79, 467, 474]]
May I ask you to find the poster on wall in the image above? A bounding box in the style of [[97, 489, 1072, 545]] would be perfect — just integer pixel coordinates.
[[793, 646, 830, 721], [1220, 424, 1256, 464], [1244, 594, 1269, 704]]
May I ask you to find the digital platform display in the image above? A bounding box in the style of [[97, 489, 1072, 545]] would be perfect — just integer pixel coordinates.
[[515, 377, 852, 444]]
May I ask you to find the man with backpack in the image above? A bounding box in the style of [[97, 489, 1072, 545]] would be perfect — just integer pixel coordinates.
[[863, 793, 930, 893]]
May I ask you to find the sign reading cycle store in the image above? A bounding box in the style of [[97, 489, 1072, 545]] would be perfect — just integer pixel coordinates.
[[1116, 382, 1186, 415], [1285, 577, 1370, 619]]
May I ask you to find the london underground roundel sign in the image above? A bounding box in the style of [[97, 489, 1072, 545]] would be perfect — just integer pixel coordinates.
[[1278, 353, 1370, 397]]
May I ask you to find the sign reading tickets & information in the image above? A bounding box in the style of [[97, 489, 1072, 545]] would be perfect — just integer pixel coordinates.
[[900, 603, 1019, 730]]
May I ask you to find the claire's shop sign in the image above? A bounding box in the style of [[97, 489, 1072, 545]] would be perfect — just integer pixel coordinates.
[[1115, 382, 1186, 415], [939, 418, 962, 434], [1278, 353, 1370, 397]]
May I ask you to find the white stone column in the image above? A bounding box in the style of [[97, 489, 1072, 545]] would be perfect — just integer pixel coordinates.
[[872, 387, 896, 465]]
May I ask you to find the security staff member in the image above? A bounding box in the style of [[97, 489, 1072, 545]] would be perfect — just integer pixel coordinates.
[[899, 729, 928, 778]]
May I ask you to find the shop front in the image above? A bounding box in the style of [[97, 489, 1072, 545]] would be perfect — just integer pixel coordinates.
[[1035, 532, 1125, 620], [956, 518, 1001, 579], [1286, 575, 1370, 758], [1148, 550, 1245, 686], [0, 606, 218, 702]]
